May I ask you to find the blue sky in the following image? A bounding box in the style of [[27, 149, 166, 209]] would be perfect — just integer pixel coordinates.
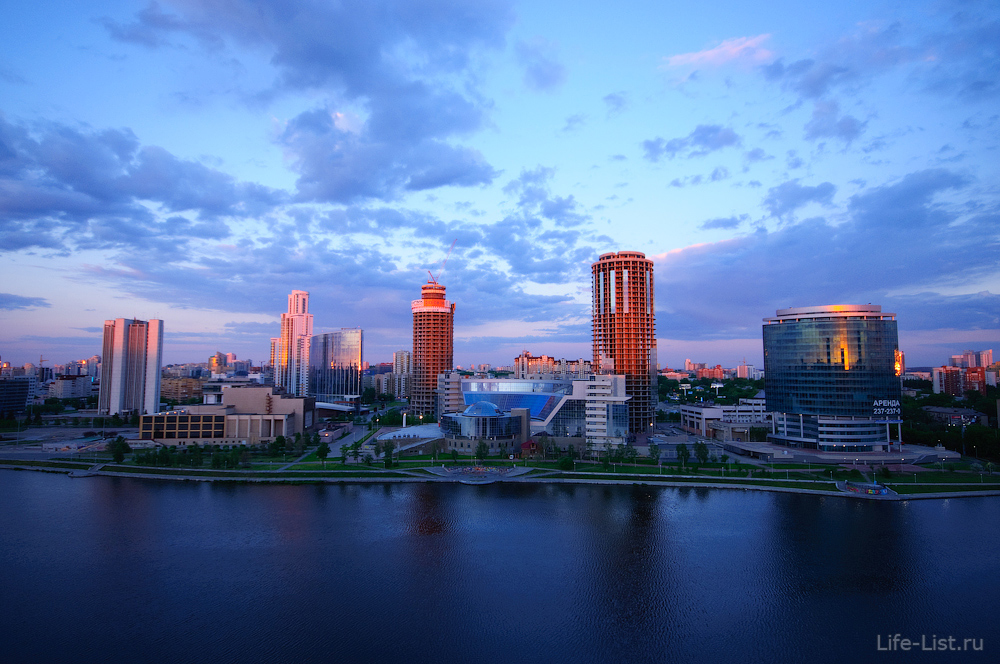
[[1, 0, 998, 369]]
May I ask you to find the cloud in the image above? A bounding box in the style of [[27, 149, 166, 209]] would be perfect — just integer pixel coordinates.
[[760, 11, 1000, 103], [803, 100, 866, 143], [710, 166, 730, 182], [562, 114, 586, 132], [642, 124, 742, 161], [699, 215, 748, 230], [665, 34, 774, 68], [0, 293, 50, 310], [101, 0, 514, 202], [651, 168, 994, 344], [743, 148, 772, 164], [602, 91, 628, 116], [763, 180, 836, 218], [0, 115, 284, 254], [0, 65, 26, 85], [516, 37, 567, 91], [279, 107, 496, 203]]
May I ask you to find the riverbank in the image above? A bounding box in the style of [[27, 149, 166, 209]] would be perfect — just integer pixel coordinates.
[[3, 458, 999, 501]]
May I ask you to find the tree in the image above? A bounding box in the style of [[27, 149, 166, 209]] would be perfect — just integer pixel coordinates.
[[624, 445, 638, 464], [374, 440, 383, 460], [109, 436, 131, 464], [340, 444, 350, 465], [383, 440, 396, 468], [451, 449, 459, 462], [189, 443, 204, 467], [316, 441, 330, 469], [475, 439, 489, 462], [648, 442, 659, 463], [720, 453, 729, 466], [693, 441, 709, 466], [676, 443, 690, 468], [110, 413, 123, 427]]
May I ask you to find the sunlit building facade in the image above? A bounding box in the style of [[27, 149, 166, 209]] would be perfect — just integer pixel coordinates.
[[309, 328, 363, 402], [763, 305, 902, 452], [592, 251, 656, 434], [411, 281, 454, 418], [98, 318, 163, 415], [274, 290, 313, 397]]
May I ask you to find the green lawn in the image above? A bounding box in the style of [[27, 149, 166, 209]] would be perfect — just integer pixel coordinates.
[[891, 484, 1000, 494], [890, 471, 1000, 483], [0, 458, 94, 469]]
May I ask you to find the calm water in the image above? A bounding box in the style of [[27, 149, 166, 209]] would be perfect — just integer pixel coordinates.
[[1, 471, 997, 663]]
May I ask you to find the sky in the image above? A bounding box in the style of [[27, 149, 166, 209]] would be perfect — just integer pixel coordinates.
[[1, 0, 998, 370]]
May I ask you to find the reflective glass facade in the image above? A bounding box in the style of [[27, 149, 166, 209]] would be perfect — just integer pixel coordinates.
[[309, 329, 362, 401], [440, 402, 523, 440], [763, 306, 900, 417], [462, 392, 561, 419], [763, 305, 901, 451]]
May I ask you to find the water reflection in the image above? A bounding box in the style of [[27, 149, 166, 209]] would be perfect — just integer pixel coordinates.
[[1, 472, 998, 664]]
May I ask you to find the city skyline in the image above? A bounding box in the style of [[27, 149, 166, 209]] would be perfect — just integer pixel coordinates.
[[1, 0, 998, 368]]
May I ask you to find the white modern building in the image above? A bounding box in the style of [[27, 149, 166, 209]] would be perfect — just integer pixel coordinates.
[[437, 374, 631, 452], [98, 318, 163, 415]]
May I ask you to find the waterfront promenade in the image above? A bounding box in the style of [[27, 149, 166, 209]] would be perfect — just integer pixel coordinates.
[[3, 454, 999, 501]]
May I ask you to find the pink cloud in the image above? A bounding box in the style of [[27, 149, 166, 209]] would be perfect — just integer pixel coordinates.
[[664, 34, 774, 68]]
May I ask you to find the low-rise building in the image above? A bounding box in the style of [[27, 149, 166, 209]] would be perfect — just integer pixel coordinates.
[[140, 385, 315, 445], [440, 373, 630, 452], [48, 375, 92, 399], [161, 378, 205, 403], [921, 406, 988, 427], [680, 399, 770, 441]]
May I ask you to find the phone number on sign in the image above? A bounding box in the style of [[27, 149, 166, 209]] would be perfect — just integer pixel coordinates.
[[873, 408, 901, 416]]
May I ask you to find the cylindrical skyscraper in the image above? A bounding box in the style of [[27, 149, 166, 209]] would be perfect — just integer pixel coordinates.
[[411, 281, 455, 419], [763, 304, 902, 452], [592, 251, 657, 434]]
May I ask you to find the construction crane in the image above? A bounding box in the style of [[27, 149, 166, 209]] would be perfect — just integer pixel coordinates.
[[427, 238, 457, 284]]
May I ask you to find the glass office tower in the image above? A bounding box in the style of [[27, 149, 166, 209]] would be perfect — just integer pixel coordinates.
[[763, 305, 902, 452], [309, 329, 363, 402]]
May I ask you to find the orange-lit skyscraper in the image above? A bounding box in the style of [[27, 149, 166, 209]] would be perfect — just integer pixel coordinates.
[[592, 251, 657, 434], [411, 281, 455, 418], [274, 290, 313, 397]]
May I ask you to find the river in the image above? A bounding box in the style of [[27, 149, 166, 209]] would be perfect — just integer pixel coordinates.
[[1, 471, 996, 663]]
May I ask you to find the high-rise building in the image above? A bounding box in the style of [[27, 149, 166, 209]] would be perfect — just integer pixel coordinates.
[[932, 366, 964, 396], [763, 305, 901, 452], [592, 251, 657, 434], [309, 328, 363, 402], [274, 290, 313, 396], [393, 350, 412, 375], [411, 281, 455, 418], [98, 318, 163, 415]]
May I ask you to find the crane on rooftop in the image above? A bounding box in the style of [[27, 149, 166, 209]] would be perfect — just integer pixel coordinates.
[[427, 238, 457, 284]]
